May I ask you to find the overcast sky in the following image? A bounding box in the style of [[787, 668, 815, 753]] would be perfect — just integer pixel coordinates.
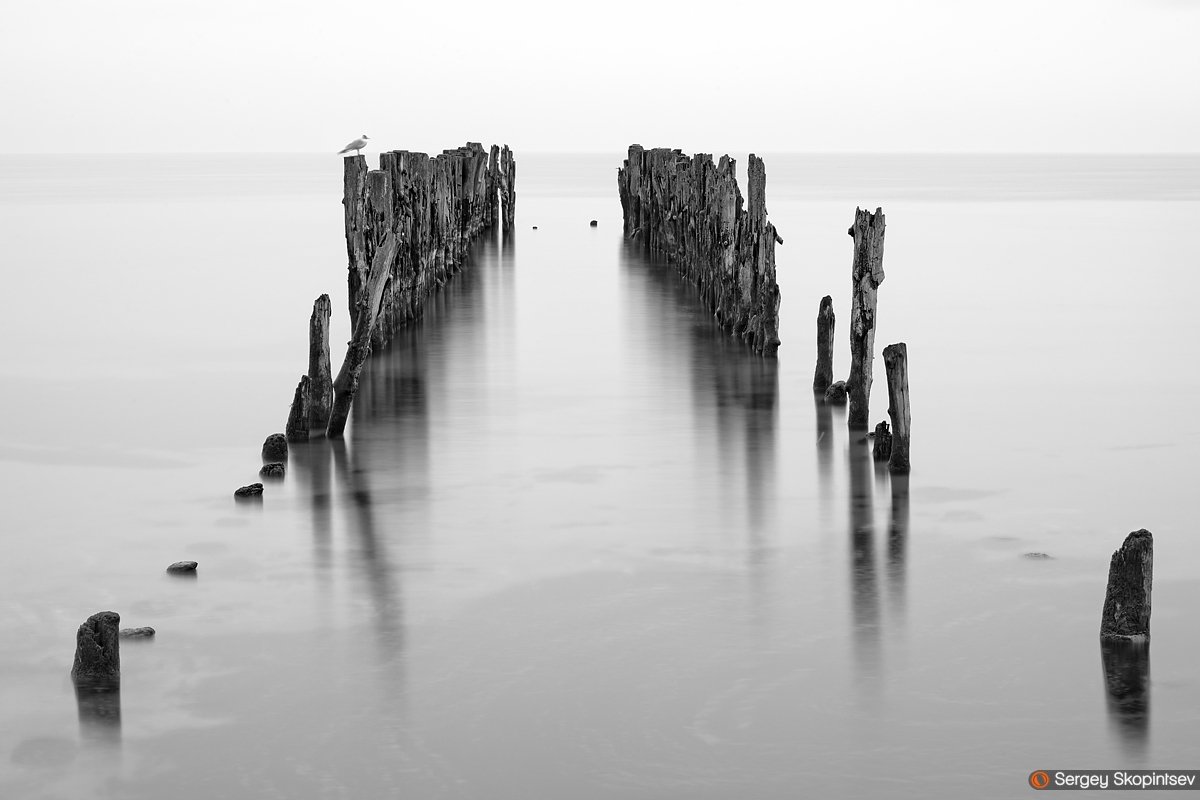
[[2, 0, 1196, 153]]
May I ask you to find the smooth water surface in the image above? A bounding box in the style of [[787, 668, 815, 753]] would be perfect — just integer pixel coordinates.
[[2, 153, 1199, 799]]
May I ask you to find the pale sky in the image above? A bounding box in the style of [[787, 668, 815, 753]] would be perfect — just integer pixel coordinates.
[[2, 0, 1197, 153]]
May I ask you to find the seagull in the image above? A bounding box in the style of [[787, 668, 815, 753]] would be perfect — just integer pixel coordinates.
[[339, 134, 370, 156]]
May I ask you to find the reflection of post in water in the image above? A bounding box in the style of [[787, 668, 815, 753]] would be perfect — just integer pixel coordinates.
[[1100, 639, 1149, 755], [75, 684, 121, 747], [331, 437, 404, 665], [887, 473, 909, 617], [690, 320, 779, 542], [290, 440, 334, 576], [848, 436, 880, 671]]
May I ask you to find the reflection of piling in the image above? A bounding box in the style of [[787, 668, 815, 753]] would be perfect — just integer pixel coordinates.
[[1100, 529, 1153, 641], [75, 684, 121, 746], [847, 207, 885, 429], [882, 343, 911, 474], [848, 437, 880, 671], [813, 295, 835, 393], [888, 474, 910, 615], [1100, 639, 1150, 753]]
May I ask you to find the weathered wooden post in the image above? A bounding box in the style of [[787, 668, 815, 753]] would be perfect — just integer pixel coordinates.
[[847, 207, 886, 429], [813, 295, 835, 393], [71, 611, 120, 687], [872, 420, 892, 461], [882, 343, 910, 473], [327, 232, 400, 438], [1101, 529, 1153, 641], [616, 145, 782, 355], [308, 294, 333, 431], [285, 375, 311, 442]]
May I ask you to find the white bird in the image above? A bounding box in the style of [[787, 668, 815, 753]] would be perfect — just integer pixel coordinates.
[[339, 134, 370, 156]]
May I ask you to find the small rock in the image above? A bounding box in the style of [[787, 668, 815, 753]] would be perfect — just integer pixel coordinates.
[[532, 226, 538, 230], [234, 483, 264, 499], [166, 560, 198, 573], [259, 462, 285, 479], [1023, 552, 1053, 559], [261, 433, 288, 462], [589, 220, 598, 227], [872, 421, 892, 460], [119, 627, 155, 639], [823, 380, 847, 405]]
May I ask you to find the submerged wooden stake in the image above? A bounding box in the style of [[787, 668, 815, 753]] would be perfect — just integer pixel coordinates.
[[813, 295, 835, 393], [1101, 529, 1153, 642], [882, 342, 910, 474], [847, 208, 886, 429]]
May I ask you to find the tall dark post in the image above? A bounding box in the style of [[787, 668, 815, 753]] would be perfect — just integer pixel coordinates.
[[813, 295, 835, 393], [308, 294, 333, 431], [847, 207, 886, 429], [882, 342, 910, 474], [285, 375, 311, 442], [1101, 529, 1153, 641]]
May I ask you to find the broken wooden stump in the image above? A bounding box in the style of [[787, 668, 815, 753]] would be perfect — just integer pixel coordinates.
[[1101, 529, 1153, 642], [616, 145, 782, 355], [813, 295, 835, 393], [71, 611, 120, 687], [872, 420, 892, 461], [847, 207, 886, 429], [307, 294, 334, 431], [285, 375, 311, 442], [882, 343, 910, 474]]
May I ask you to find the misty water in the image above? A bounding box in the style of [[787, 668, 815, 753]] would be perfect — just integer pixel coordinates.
[[2, 152, 1199, 798]]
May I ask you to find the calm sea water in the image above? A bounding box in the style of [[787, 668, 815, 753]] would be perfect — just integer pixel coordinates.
[[1, 152, 1199, 799]]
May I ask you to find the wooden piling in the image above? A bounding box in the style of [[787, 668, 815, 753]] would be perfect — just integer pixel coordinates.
[[307, 295, 333, 431], [847, 208, 886, 429], [882, 342, 910, 474], [343, 143, 515, 350], [71, 611, 120, 687], [1101, 529, 1153, 642], [326, 233, 400, 438], [616, 145, 783, 355], [285, 375, 311, 442], [813, 295, 836, 393]]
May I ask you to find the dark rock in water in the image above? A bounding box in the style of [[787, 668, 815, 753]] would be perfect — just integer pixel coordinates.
[[589, 220, 598, 227], [261, 433, 288, 462], [71, 611, 120, 686], [532, 226, 538, 230], [1023, 552, 1052, 560], [119, 627, 155, 639], [234, 483, 264, 499], [259, 462, 285, 479], [1101, 529, 1153, 642], [823, 380, 848, 405], [872, 420, 892, 460], [166, 560, 198, 573]]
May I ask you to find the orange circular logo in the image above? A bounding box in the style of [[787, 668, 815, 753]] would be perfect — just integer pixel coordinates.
[[1029, 771, 1051, 790]]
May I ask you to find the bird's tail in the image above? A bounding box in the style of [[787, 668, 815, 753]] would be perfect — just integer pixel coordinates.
[[338, 146, 352, 154]]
